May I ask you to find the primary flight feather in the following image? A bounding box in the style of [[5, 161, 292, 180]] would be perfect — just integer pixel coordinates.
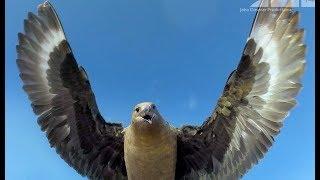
[[16, 0, 306, 179]]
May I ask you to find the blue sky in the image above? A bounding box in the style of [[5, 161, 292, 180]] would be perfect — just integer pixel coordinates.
[[5, 0, 315, 179]]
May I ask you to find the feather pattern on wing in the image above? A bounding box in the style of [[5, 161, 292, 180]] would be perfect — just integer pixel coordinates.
[[175, 0, 306, 179], [16, 2, 127, 179]]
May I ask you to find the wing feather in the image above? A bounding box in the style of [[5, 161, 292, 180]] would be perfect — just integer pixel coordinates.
[[176, 0, 306, 179], [17, 2, 126, 179]]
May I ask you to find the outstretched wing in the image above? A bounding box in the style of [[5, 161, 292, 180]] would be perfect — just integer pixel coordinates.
[[16, 2, 127, 179], [176, 0, 306, 179]]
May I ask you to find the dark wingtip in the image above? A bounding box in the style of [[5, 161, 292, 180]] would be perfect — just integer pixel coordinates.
[[16, 44, 21, 53], [17, 32, 23, 39], [17, 32, 25, 46], [79, 66, 89, 80], [38, 1, 53, 10], [27, 12, 34, 19]]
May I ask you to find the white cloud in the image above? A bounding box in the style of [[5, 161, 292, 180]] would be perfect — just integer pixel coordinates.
[[187, 96, 197, 110]]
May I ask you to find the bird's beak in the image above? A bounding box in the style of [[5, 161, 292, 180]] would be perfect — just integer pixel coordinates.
[[142, 113, 155, 124], [144, 119, 152, 124]]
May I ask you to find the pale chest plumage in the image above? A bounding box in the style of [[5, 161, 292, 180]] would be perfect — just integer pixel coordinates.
[[124, 126, 177, 180]]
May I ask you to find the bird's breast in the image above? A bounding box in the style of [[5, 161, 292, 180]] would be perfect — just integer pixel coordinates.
[[124, 126, 177, 180]]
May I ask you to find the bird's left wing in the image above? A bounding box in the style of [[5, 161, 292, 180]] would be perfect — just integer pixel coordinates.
[[16, 2, 126, 179], [175, 0, 306, 179]]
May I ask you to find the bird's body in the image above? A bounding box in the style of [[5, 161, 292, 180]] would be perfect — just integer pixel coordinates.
[[124, 122, 177, 180], [124, 102, 177, 180], [16, 1, 306, 179]]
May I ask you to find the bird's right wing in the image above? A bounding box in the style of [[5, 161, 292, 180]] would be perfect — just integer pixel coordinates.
[[16, 2, 127, 179], [175, 0, 306, 179]]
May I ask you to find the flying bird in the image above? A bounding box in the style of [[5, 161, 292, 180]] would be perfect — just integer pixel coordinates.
[[16, 0, 306, 179]]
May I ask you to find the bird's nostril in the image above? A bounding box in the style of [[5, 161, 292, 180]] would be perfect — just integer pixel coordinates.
[[143, 115, 152, 120]]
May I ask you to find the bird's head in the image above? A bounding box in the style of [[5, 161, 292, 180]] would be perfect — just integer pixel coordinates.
[[131, 102, 164, 134]]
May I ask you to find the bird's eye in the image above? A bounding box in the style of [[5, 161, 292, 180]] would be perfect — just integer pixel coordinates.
[[152, 105, 156, 109], [135, 107, 140, 112]]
